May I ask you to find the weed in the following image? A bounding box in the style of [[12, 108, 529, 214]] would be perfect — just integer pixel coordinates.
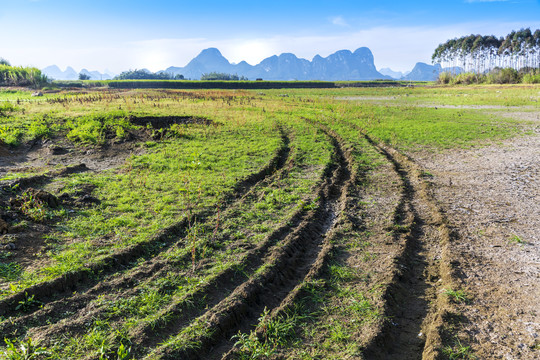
[[2, 338, 50, 360], [508, 234, 526, 245], [232, 332, 276, 360], [15, 292, 43, 312], [15, 191, 54, 222], [442, 339, 476, 359], [443, 288, 470, 304], [420, 170, 434, 178]]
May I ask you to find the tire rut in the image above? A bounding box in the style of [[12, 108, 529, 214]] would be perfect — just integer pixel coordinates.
[[145, 123, 352, 360], [222, 123, 358, 360], [355, 130, 455, 360], [0, 128, 292, 335]]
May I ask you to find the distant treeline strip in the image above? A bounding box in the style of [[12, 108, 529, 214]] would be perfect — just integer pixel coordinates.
[[52, 80, 403, 89]]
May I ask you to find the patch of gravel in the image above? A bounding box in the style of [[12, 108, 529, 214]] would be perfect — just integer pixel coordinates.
[[415, 130, 540, 359]]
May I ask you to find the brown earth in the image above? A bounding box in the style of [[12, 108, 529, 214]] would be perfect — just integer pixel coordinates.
[[414, 111, 540, 359], [1, 106, 538, 359]]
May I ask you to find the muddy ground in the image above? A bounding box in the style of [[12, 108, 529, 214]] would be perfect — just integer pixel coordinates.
[[0, 106, 538, 359], [415, 110, 540, 359]]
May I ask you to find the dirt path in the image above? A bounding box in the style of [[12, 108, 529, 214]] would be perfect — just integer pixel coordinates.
[[415, 117, 540, 359]]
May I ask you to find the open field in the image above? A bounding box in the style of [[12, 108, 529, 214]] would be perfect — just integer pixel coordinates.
[[0, 85, 538, 359]]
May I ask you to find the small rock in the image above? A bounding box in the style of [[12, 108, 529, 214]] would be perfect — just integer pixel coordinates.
[[31, 91, 43, 97]]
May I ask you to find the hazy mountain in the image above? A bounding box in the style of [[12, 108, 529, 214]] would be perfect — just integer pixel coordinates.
[[379, 68, 409, 79], [42, 65, 78, 80], [164, 47, 390, 81], [401, 62, 463, 81], [80, 69, 114, 80], [42, 65, 115, 80], [310, 48, 385, 80], [401, 63, 442, 81]]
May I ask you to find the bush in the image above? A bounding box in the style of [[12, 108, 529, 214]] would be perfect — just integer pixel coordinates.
[[453, 72, 483, 85], [436, 67, 539, 85], [522, 69, 540, 84], [486, 68, 520, 84], [114, 69, 181, 80], [0, 64, 49, 88], [437, 72, 452, 84]]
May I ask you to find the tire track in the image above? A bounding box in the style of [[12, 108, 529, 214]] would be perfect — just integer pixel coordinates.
[[0, 127, 291, 333], [143, 123, 352, 360], [222, 123, 358, 360], [350, 128, 455, 360]]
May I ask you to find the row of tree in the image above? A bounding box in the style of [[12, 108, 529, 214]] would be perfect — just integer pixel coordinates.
[[200, 72, 248, 81], [114, 69, 184, 80], [432, 28, 540, 73]]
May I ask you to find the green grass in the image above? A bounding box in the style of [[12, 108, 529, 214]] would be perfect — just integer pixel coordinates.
[[508, 234, 526, 245], [443, 288, 471, 304], [0, 85, 534, 359], [442, 339, 477, 360]]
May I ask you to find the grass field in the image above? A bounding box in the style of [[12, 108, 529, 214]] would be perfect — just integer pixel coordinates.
[[0, 84, 537, 359]]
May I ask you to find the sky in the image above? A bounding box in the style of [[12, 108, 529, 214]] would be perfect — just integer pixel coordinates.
[[1, 0, 539, 74]]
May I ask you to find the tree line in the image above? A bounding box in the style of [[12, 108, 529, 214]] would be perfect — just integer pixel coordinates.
[[200, 72, 248, 81], [432, 28, 540, 73], [114, 69, 184, 80]]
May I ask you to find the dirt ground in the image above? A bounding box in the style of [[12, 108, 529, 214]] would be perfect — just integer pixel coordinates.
[[415, 111, 540, 359]]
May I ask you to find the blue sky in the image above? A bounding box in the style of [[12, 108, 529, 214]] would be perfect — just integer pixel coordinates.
[[1, 0, 539, 73]]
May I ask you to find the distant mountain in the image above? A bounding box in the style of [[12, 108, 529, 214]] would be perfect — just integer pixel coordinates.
[[42, 65, 115, 80], [80, 69, 114, 80], [401, 62, 462, 81], [42, 65, 78, 80], [379, 68, 409, 80], [163, 47, 391, 81]]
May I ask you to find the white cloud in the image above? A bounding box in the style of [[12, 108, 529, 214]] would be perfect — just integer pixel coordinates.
[[330, 16, 349, 27], [3, 21, 539, 73]]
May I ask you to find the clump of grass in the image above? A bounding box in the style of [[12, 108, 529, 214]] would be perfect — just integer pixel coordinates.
[[3, 337, 51, 359], [233, 307, 304, 359], [0, 262, 21, 281], [508, 234, 526, 245], [66, 111, 133, 145], [15, 292, 43, 312], [443, 288, 470, 304], [442, 338, 476, 359]]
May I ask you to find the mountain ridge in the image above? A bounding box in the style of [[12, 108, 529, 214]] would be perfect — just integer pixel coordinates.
[[162, 47, 391, 81], [42, 65, 115, 80], [41, 48, 461, 82]]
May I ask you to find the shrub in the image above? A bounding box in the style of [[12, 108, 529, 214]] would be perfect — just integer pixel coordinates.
[[522, 69, 540, 84], [452, 72, 483, 85], [0, 64, 49, 88], [436, 67, 539, 85], [437, 72, 452, 84], [486, 68, 520, 84]]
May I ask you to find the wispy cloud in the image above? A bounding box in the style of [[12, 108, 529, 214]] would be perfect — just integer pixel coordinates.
[[330, 16, 349, 27]]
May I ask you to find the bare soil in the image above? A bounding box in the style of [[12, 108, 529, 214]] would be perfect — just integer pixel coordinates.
[[414, 112, 540, 359]]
